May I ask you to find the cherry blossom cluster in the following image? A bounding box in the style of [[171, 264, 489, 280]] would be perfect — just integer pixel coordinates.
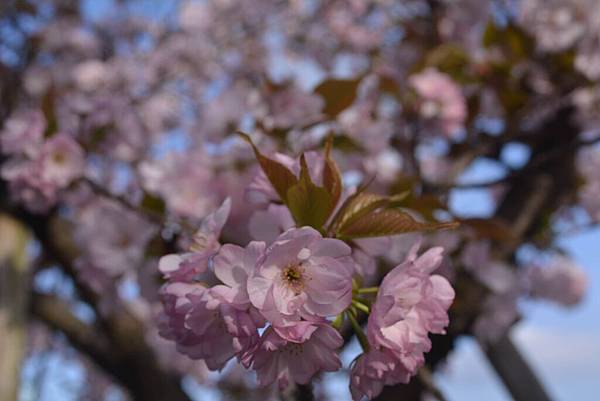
[[0, 111, 85, 212], [1, 1, 598, 399], [157, 147, 456, 399]]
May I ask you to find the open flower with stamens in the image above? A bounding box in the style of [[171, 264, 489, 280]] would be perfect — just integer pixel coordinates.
[[247, 227, 353, 328]]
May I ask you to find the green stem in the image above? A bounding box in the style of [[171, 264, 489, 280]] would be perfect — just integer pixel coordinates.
[[352, 299, 370, 314], [347, 311, 370, 352], [331, 313, 344, 330], [357, 287, 379, 294]]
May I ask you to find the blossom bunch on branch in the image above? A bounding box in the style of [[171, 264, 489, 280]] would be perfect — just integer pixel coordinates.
[[158, 137, 457, 399]]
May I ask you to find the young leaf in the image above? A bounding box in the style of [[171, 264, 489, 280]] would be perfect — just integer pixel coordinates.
[[286, 154, 334, 230], [238, 132, 298, 203], [330, 190, 409, 235], [314, 78, 361, 117], [337, 208, 458, 239], [322, 136, 342, 208], [332, 193, 390, 233]]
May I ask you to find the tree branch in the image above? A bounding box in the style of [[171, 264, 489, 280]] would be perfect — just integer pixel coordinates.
[[482, 334, 552, 401], [30, 292, 117, 376]]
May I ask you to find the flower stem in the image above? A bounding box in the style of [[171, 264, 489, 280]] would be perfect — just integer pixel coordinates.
[[331, 313, 344, 330], [347, 310, 370, 352], [352, 299, 370, 314], [357, 287, 379, 294]]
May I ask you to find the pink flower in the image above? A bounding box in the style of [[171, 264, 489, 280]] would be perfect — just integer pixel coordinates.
[[159, 251, 212, 283], [159, 198, 231, 282], [189, 198, 231, 253], [409, 68, 466, 138], [252, 85, 324, 130], [247, 227, 353, 326], [75, 199, 157, 277], [352, 237, 391, 279], [461, 240, 517, 293], [527, 255, 588, 307], [185, 288, 264, 370], [1, 128, 84, 212], [72, 60, 112, 91], [159, 283, 263, 371], [248, 204, 294, 243], [251, 323, 342, 389], [472, 292, 518, 344], [1, 159, 57, 212], [577, 148, 600, 222], [350, 350, 411, 401], [367, 244, 454, 377], [212, 241, 266, 306], [139, 151, 220, 219], [39, 133, 85, 188], [0, 109, 45, 157]]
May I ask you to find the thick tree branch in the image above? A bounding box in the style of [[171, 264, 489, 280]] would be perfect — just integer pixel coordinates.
[[30, 292, 118, 376], [1, 182, 193, 401], [483, 334, 552, 401]]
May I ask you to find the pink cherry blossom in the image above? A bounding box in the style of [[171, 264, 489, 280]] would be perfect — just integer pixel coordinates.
[[367, 243, 454, 377], [184, 288, 264, 370], [158, 251, 212, 283], [461, 240, 518, 293], [473, 292, 519, 344], [159, 198, 232, 282], [0, 109, 45, 157], [247, 227, 353, 325], [39, 133, 85, 187], [75, 199, 157, 277], [251, 84, 324, 130], [212, 241, 266, 306], [526, 255, 588, 307], [189, 198, 231, 253], [577, 147, 600, 222], [139, 151, 220, 219], [409, 68, 466, 138], [159, 283, 263, 371], [1, 159, 57, 212], [350, 350, 411, 401], [248, 204, 294, 243], [352, 237, 392, 279], [250, 323, 342, 389]]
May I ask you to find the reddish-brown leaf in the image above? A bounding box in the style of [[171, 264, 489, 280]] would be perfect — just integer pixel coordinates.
[[337, 208, 458, 239], [238, 132, 298, 204], [314, 78, 361, 117], [322, 136, 342, 208]]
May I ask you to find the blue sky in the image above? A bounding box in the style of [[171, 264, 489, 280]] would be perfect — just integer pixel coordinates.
[[434, 226, 600, 401]]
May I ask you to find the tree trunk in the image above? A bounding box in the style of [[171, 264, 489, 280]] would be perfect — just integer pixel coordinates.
[[0, 215, 30, 401]]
